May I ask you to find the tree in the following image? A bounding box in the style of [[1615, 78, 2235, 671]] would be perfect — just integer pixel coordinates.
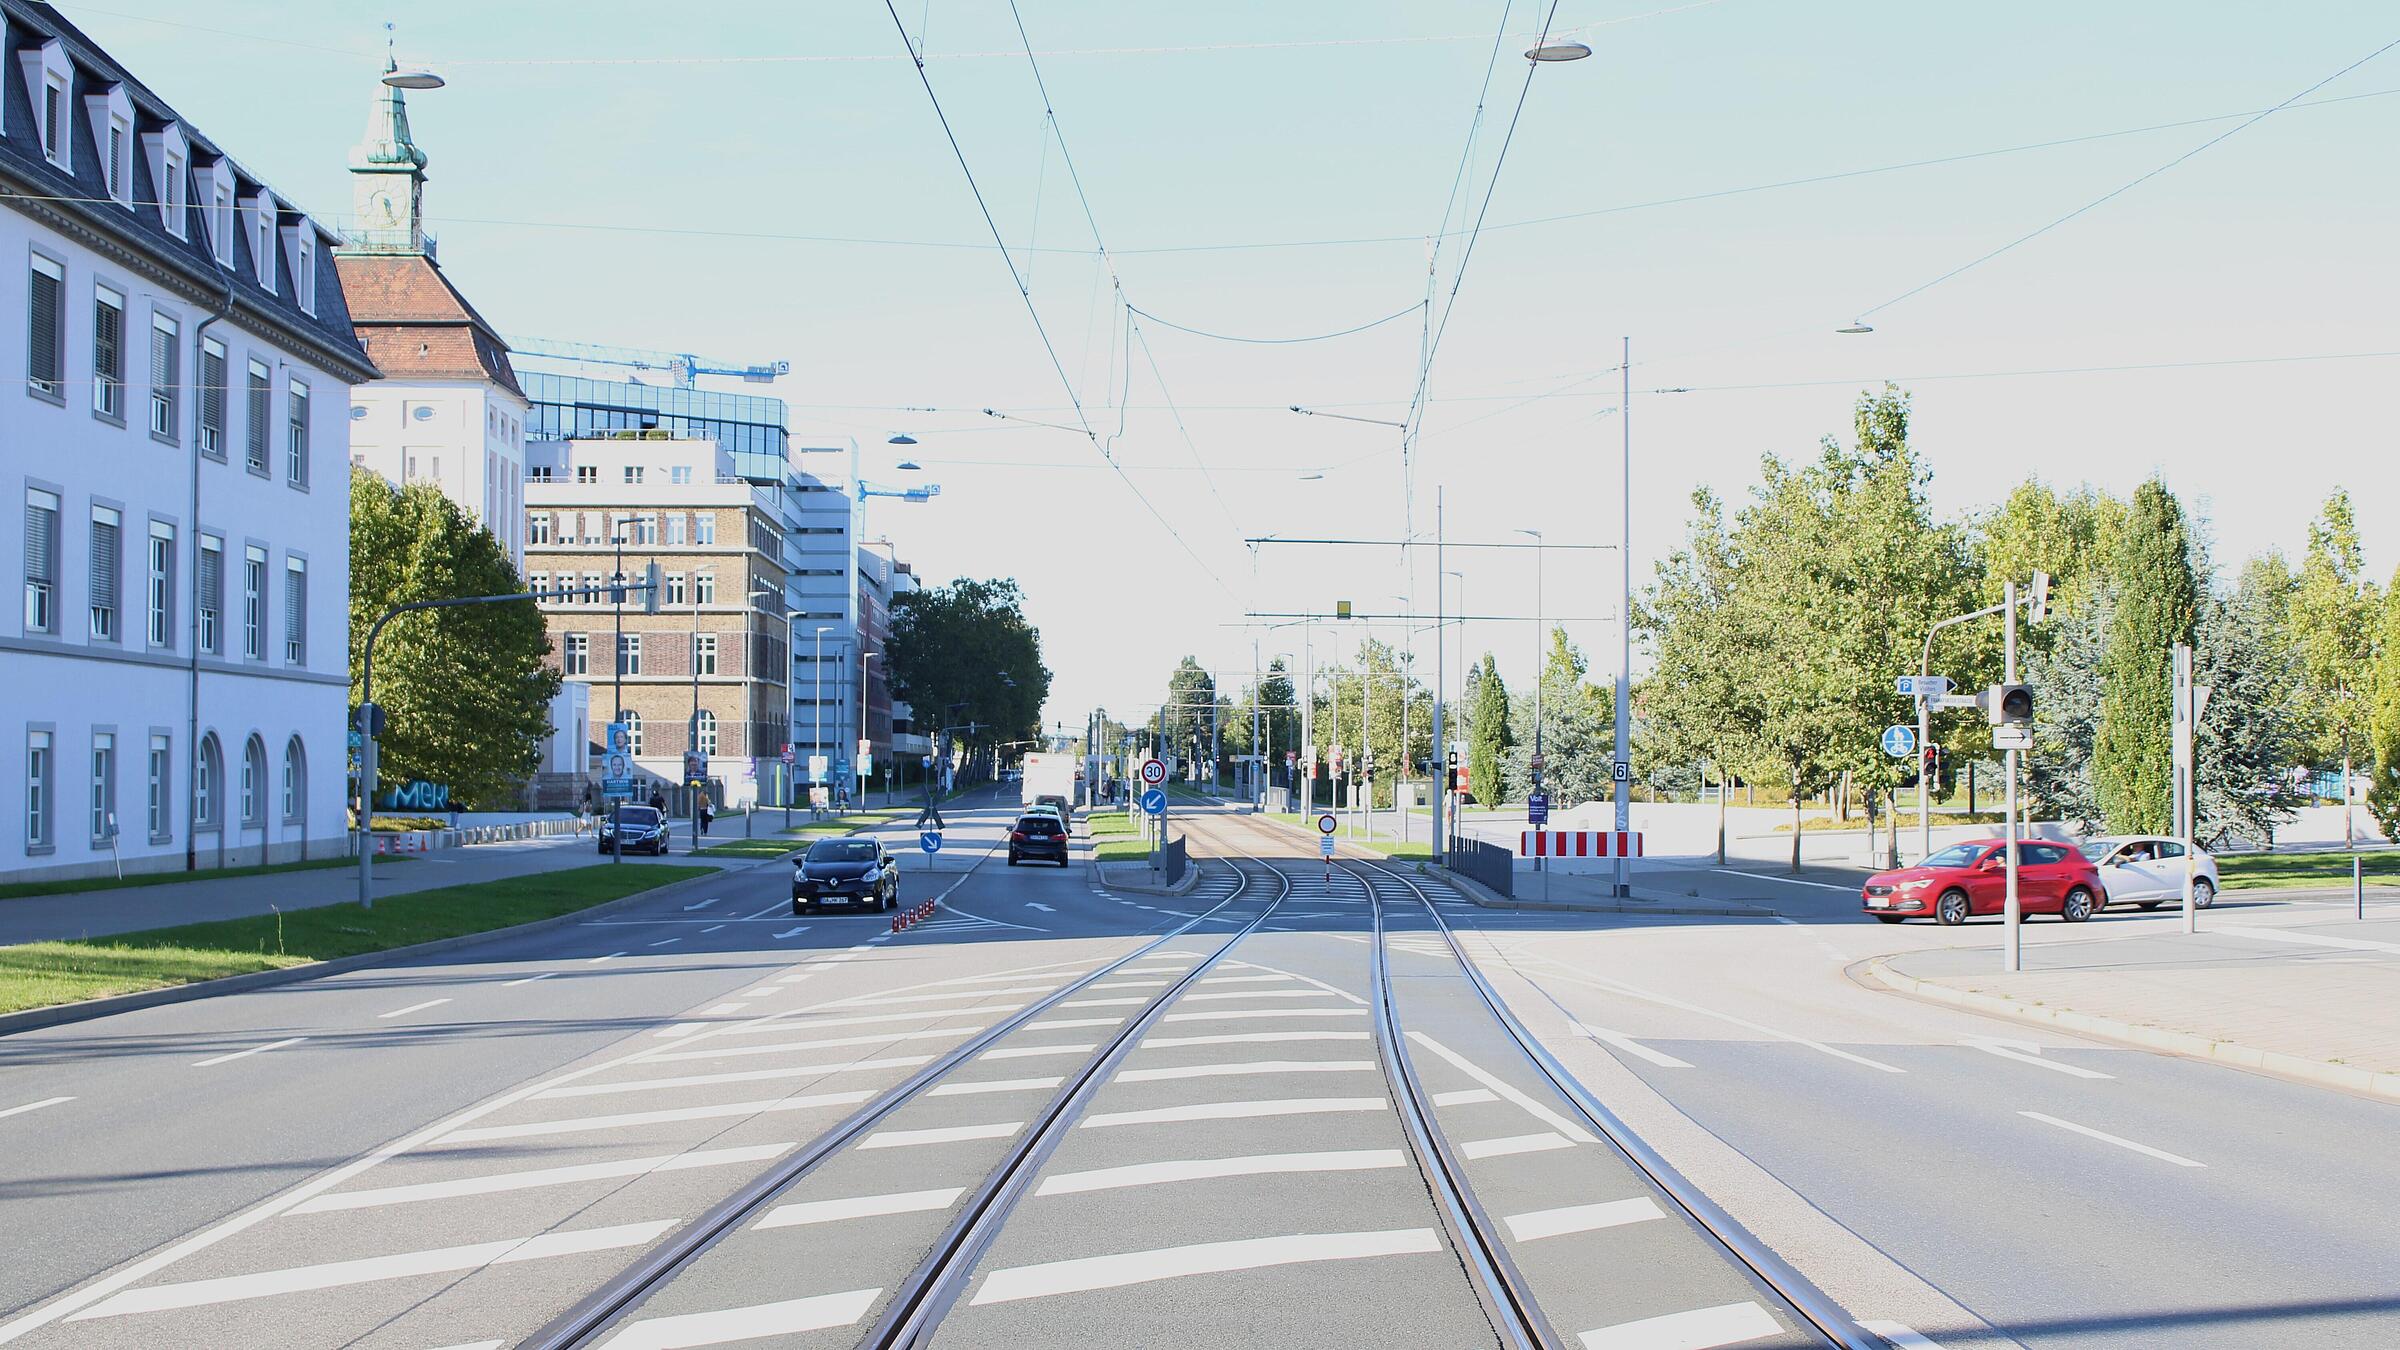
[[1161, 657, 1217, 774], [349, 469, 558, 808], [1313, 639, 1430, 808], [2092, 478, 2199, 833], [2370, 570, 2400, 840], [887, 578, 1050, 771], [2022, 582, 2113, 831], [1465, 654, 1512, 808], [2287, 491, 2381, 819], [1639, 488, 1769, 804], [2194, 565, 2308, 845], [1976, 481, 2123, 656], [1502, 627, 1612, 807]]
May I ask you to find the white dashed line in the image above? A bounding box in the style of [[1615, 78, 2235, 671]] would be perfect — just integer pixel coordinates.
[[1461, 1131, 1574, 1160], [191, 1037, 306, 1068], [1115, 1060, 1377, 1084], [970, 1229, 1441, 1305], [377, 999, 452, 1020], [0, 1097, 73, 1122], [1574, 1023, 1694, 1070], [858, 1121, 1023, 1150], [648, 938, 681, 948], [588, 952, 627, 964], [1861, 1320, 1949, 1348], [1578, 1300, 1784, 1349], [1080, 1097, 1386, 1129], [533, 1056, 933, 1100], [441, 1091, 876, 1144], [927, 1076, 1064, 1097], [756, 1188, 963, 1229], [501, 971, 556, 987], [593, 1287, 881, 1349], [1504, 1198, 1665, 1242], [291, 1144, 791, 1214], [1037, 1150, 1405, 1196], [2019, 1111, 2204, 1168]]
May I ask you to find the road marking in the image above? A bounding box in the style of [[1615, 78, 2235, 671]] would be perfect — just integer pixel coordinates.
[[2218, 924, 2400, 956], [1140, 1030, 1372, 1049], [703, 1003, 749, 1015], [0, 1097, 73, 1122], [1088, 979, 1168, 990], [1116, 1060, 1377, 1084], [1433, 1088, 1499, 1106], [756, 1187, 963, 1230], [1081, 1097, 1386, 1129], [1578, 1300, 1784, 1349], [192, 1037, 306, 1068], [1408, 1033, 1598, 1142], [1198, 973, 1296, 985], [1059, 997, 1149, 1008], [1533, 963, 1906, 1075], [1773, 915, 1850, 961], [377, 998, 453, 1020], [65, 1221, 675, 1321], [1023, 1017, 1126, 1031], [292, 1143, 792, 1213], [648, 938, 682, 948], [1027, 902, 1056, 912], [2019, 1111, 2204, 1168], [859, 1121, 1023, 1150], [714, 1008, 996, 1039], [1962, 1037, 2112, 1080], [683, 898, 721, 911], [929, 1076, 1063, 1096], [590, 1287, 881, 1350], [1505, 1198, 1666, 1242], [773, 926, 809, 939], [1712, 867, 1855, 893], [839, 986, 1050, 1008], [740, 902, 786, 920], [1575, 1023, 1695, 1070], [442, 1090, 877, 1143], [1037, 1149, 1405, 1196], [1861, 1321, 1948, 1348], [589, 952, 627, 963], [1178, 989, 1343, 1003], [970, 1228, 1440, 1305], [502, 971, 556, 988], [982, 1043, 1100, 1061], [535, 1055, 934, 1100], [1161, 1008, 1366, 1023], [1462, 1131, 1574, 1159], [644, 1026, 981, 1065], [700, 924, 726, 934]]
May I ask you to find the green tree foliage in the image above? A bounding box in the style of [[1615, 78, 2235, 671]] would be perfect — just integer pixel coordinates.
[[1313, 638, 1430, 808], [2194, 565, 2308, 845], [887, 577, 1050, 767], [349, 469, 558, 807], [2092, 479, 2198, 833], [1160, 657, 1218, 771], [2287, 490, 2381, 769], [1639, 488, 1768, 798], [1501, 628, 1613, 806], [2023, 583, 2113, 830], [1465, 654, 1512, 808], [2369, 570, 2400, 839]]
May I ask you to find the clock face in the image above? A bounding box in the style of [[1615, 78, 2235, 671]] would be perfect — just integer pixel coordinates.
[[367, 189, 399, 226]]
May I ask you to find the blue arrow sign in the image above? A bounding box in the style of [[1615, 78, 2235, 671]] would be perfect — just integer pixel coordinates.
[[1881, 724, 1917, 757], [1140, 788, 1167, 816], [919, 830, 943, 853]]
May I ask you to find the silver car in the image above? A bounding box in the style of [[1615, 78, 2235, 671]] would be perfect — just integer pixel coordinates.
[[2077, 836, 2219, 911]]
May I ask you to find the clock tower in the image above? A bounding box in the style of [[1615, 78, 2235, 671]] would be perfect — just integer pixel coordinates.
[[345, 57, 430, 253]]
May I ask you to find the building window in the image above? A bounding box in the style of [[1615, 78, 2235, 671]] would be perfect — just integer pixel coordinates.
[[664, 513, 686, 546], [107, 120, 130, 203], [199, 339, 227, 458], [28, 254, 65, 397], [528, 465, 553, 483], [287, 380, 310, 486], [240, 736, 266, 827], [665, 572, 687, 607], [256, 210, 275, 292], [623, 465, 645, 485], [281, 737, 305, 823], [623, 711, 643, 755], [92, 285, 124, 418], [618, 633, 642, 676], [211, 182, 234, 265], [163, 152, 187, 238], [89, 505, 121, 641], [147, 521, 174, 646], [40, 78, 66, 165], [694, 514, 716, 545], [150, 312, 180, 440], [195, 734, 222, 829], [695, 572, 716, 605], [527, 571, 548, 598], [670, 465, 693, 485], [295, 236, 316, 315], [696, 710, 718, 756], [632, 513, 657, 544], [283, 557, 307, 664], [580, 571, 603, 604], [26, 730, 54, 850], [90, 732, 116, 843], [528, 512, 553, 544], [574, 465, 597, 485], [147, 735, 171, 840], [695, 633, 717, 675], [563, 632, 588, 675], [197, 536, 223, 654], [245, 360, 271, 473], [24, 489, 60, 634], [242, 547, 266, 660]]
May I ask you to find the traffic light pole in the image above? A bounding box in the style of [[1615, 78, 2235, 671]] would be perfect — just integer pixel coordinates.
[[2003, 579, 2023, 974]]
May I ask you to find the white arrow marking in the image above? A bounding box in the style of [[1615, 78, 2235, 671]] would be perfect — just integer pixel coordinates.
[[1026, 903, 1055, 913], [773, 926, 810, 939], [1964, 1037, 2112, 1080], [682, 898, 720, 911]]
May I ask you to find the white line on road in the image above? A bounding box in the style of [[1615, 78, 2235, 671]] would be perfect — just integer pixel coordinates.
[[701, 924, 725, 934], [858, 1121, 1023, 1150], [756, 1188, 963, 1230], [838, 986, 1050, 1008], [1408, 1033, 1599, 1142], [1027, 902, 1055, 912], [571, 1287, 881, 1350], [1773, 915, 1850, 962], [501, 971, 556, 987], [65, 1221, 675, 1321], [1462, 1132, 1574, 1160], [645, 1027, 980, 1066], [2217, 924, 2400, 956], [292, 1144, 792, 1214], [2019, 1111, 2204, 1168], [0, 1097, 73, 1122], [969, 1229, 1440, 1305], [1023, 1017, 1126, 1031], [1574, 1023, 1694, 1070], [1861, 1320, 1949, 1349], [441, 1091, 876, 1144], [1160, 1008, 1366, 1023], [1712, 867, 1856, 893], [534, 1055, 934, 1100], [1116, 1060, 1376, 1084], [1178, 989, 1342, 1002], [1081, 1097, 1386, 1129], [191, 1037, 306, 1068], [588, 952, 627, 963], [1504, 1198, 1666, 1242], [703, 1003, 748, 1015], [682, 898, 721, 911], [928, 1076, 1064, 1097], [981, 1043, 1100, 1061], [740, 902, 786, 920], [1532, 962, 1907, 1075], [1578, 1300, 1784, 1349], [1140, 1030, 1372, 1050], [1058, 997, 1149, 1008], [1037, 1149, 1405, 1196], [1433, 1088, 1499, 1106], [773, 926, 809, 939], [1088, 979, 1168, 991], [377, 999, 453, 1020], [648, 938, 682, 948], [1962, 1037, 2112, 1080]]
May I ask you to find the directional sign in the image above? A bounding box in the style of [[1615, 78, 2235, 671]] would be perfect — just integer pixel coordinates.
[[1881, 724, 1917, 758], [1527, 791, 1550, 826], [1139, 757, 1168, 787], [1992, 725, 2034, 752], [1140, 788, 1167, 816], [1896, 675, 1952, 699], [1317, 812, 1338, 835], [919, 830, 943, 853]]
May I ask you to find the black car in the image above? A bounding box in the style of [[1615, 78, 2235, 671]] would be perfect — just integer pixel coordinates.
[[794, 839, 899, 914], [596, 805, 669, 855], [1008, 812, 1070, 867]]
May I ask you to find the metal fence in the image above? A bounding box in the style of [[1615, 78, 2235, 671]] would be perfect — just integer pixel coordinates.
[[1159, 834, 1189, 888], [1447, 836, 1512, 898]]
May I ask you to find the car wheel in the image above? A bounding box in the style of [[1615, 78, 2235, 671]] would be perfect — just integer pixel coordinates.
[[1875, 915, 1903, 924], [1007, 854, 1018, 866], [1935, 890, 1971, 926], [2193, 879, 2216, 909], [2061, 887, 2096, 923], [791, 900, 804, 916]]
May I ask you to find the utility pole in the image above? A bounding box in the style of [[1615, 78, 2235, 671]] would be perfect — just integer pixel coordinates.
[[1432, 487, 1446, 866], [2003, 579, 2022, 974], [1251, 639, 1263, 811], [1613, 336, 1633, 898]]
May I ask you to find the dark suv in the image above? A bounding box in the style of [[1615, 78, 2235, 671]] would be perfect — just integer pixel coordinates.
[[1008, 812, 1070, 867], [596, 805, 668, 855]]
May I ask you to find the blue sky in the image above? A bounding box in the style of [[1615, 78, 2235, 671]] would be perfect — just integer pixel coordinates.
[[69, 1, 2400, 726]]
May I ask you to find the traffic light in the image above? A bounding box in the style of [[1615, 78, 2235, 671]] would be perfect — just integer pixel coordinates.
[[1982, 683, 2032, 729], [641, 561, 665, 614], [1921, 745, 1952, 797]]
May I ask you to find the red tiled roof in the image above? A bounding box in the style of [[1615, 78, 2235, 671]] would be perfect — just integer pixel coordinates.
[[334, 252, 523, 397]]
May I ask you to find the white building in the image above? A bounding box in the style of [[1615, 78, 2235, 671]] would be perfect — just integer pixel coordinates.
[[1, 2, 375, 882]]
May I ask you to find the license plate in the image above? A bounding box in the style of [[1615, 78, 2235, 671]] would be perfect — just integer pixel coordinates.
[[1866, 897, 1890, 909]]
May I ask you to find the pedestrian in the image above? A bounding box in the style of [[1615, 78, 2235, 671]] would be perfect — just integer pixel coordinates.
[[649, 788, 666, 814], [700, 800, 714, 835], [577, 785, 594, 835]]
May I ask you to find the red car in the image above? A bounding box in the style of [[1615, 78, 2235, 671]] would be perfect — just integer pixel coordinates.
[[1861, 839, 2105, 925]]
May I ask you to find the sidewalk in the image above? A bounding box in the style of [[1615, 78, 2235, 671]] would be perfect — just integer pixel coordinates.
[[1873, 912, 2400, 1103], [0, 831, 731, 948]]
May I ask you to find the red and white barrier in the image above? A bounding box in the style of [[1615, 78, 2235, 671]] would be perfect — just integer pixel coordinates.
[[1519, 830, 1643, 858]]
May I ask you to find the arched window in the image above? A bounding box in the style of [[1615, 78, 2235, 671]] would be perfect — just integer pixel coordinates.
[[622, 711, 642, 755], [282, 737, 305, 823], [241, 735, 266, 827], [195, 734, 222, 828], [696, 710, 718, 756]]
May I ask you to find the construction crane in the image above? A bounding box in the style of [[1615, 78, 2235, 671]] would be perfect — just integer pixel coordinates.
[[508, 336, 790, 389]]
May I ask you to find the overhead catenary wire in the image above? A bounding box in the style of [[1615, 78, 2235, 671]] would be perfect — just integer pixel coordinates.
[[1123, 298, 1426, 345]]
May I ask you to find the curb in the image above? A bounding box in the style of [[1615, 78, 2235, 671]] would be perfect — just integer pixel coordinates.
[[1861, 955, 2400, 1106], [0, 862, 742, 1040], [1435, 864, 1777, 918], [1096, 860, 1204, 897]]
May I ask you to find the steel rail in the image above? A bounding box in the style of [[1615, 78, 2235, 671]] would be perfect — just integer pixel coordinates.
[[528, 861, 1272, 1350], [1359, 858, 1877, 1349], [865, 858, 1295, 1345]]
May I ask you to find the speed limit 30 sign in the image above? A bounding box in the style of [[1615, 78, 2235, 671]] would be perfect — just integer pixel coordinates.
[[1138, 758, 1167, 787]]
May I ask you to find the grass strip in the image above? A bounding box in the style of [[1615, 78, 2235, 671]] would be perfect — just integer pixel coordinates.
[[2217, 850, 2400, 891], [1085, 809, 1153, 862], [693, 837, 807, 859], [0, 854, 396, 903], [0, 864, 714, 1016]]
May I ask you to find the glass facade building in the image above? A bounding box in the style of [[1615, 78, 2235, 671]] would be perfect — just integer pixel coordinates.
[[523, 371, 789, 478]]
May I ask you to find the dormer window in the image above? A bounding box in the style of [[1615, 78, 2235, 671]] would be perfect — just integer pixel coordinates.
[[107, 121, 128, 199], [295, 233, 316, 316], [85, 84, 134, 207], [245, 191, 278, 292], [16, 39, 75, 172], [40, 76, 67, 166], [143, 121, 190, 238], [209, 180, 234, 264], [162, 150, 187, 237]]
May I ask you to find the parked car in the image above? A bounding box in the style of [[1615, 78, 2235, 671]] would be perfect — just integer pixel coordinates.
[[2077, 836, 2218, 910], [792, 839, 899, 914], [1008, 811, 1071, 867], [595, 805, 669, 855], [1861, 838, 2106, 925]]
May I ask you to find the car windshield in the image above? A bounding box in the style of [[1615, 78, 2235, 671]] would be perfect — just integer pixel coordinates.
[[1017, 817, 1057, 830], [1921, 843, 1984, 869], [615, 807, 660, 825], [806, 841, 877, 863], [2075, 841, 2117, 861]]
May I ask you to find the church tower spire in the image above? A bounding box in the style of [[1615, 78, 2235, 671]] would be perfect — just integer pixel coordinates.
[[346, 54, 431, 252]]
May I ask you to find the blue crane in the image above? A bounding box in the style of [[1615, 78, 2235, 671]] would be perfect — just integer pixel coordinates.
[[509, 336, 790, 389]]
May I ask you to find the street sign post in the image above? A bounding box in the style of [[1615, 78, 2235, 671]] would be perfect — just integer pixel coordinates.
[[1138, 758, 1167, 787], [1320, 835, 1335, 859], [1896, 674, 1952, 699], [1527, 791, 1550, 827], [920, 830, 943, 854], [1317, 812, 1338, 835], [1140, 788, 1167, 816], [1881, 725, 1917, 758]]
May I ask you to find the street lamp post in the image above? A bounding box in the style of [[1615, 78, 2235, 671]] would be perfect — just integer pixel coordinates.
[[811, 625, 834, 815], [1517, 527, 1545, 873], [1613, 336, 1633, 899], [859, 649, 879, 810]]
